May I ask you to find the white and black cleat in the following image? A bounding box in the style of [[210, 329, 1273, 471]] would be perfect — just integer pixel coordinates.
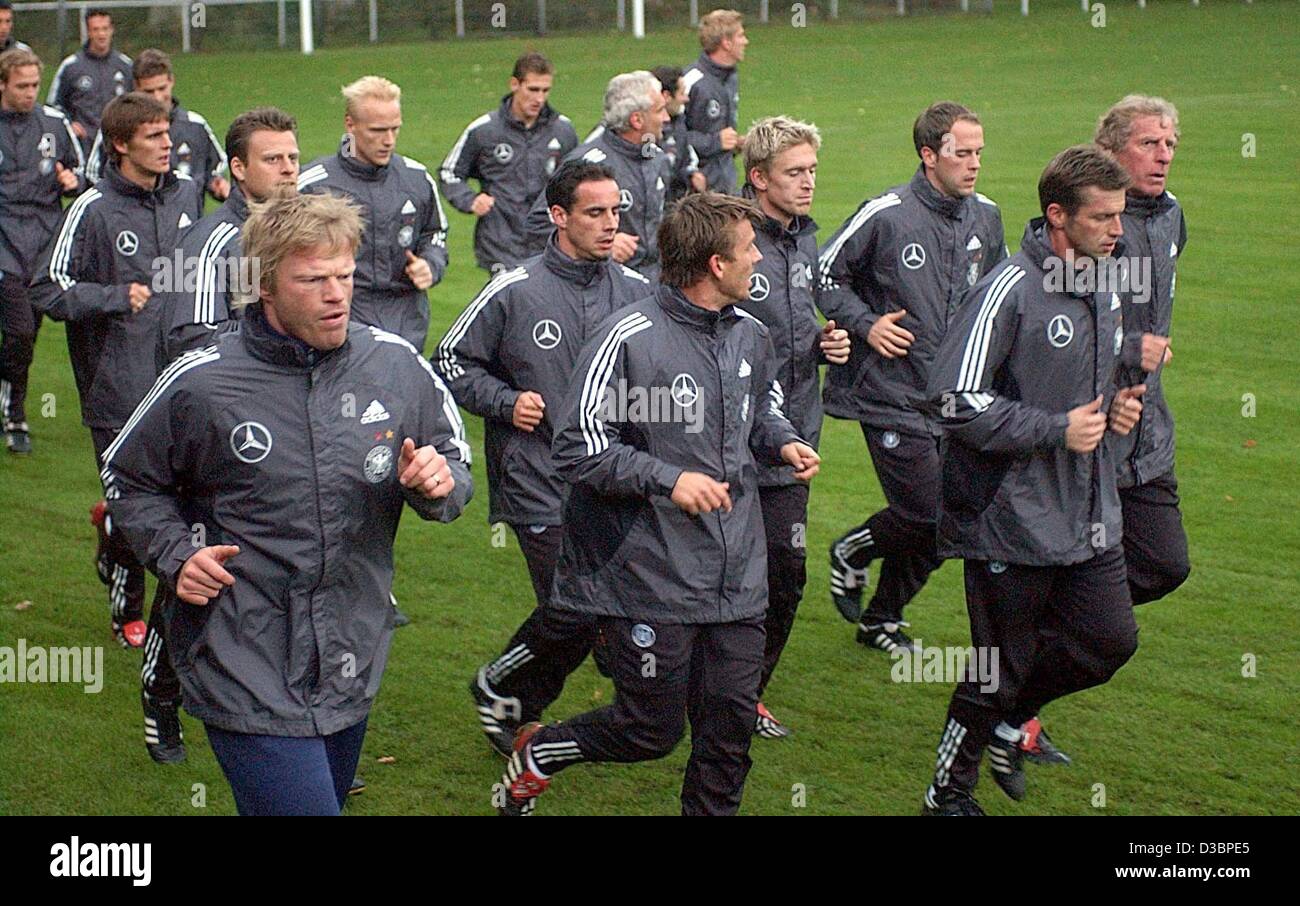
[[754, 702, 791, 739], [856, 620, 920, 654], [922, 783, 985, 816], [987, 722, 1027, 801], [829, 541, 870, 623], [469, 666, 521, 757], [142, 690, 186, 764]]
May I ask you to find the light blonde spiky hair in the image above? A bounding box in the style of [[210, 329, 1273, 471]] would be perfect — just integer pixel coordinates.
[[235, 191, 363, 307], [743, 115, 821, 177], [341, 75, 401, 118]]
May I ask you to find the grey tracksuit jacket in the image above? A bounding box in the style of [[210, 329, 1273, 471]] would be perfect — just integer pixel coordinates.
[[439, 96, 578, 272], [0, 104, 85, 282], [550, 284, 804, 624], [526, 129, 670, 281], [299, 141, 450, 351], [46, 43, 133, 154], [818, 166, 1007, 435], [86, 99, 227, 219], [100, 310, 473, 736], [154, 182, 250, 369], [1109, 190, 1186, 489], [927, 219, 1126, 567], [681, 52, 739, 195], [435, 237, 651, 527], [734, 199, 825, 488], [30, 163, 200, 429]]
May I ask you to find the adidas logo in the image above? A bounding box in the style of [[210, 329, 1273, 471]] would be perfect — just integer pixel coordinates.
[[582, 147, 607, 163], [401, 199, 416, 215], [547, 137, 561, 150], [738, 358, 751, 378], [360, 399, 390, 424], [966, 235, 982, 251], [178, 212, 192, 229]]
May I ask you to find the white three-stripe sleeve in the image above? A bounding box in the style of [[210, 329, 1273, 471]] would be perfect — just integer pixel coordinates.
[[439, 114, 490, 212], [435, 269, 527, 419], [99, 348, 223, 582]]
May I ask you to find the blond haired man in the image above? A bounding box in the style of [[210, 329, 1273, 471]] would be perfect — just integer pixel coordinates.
[[299, 76, 449, 352], [681, 9, 748, 194], [101, 192, 472, 815], [736, 117, 848, 738]]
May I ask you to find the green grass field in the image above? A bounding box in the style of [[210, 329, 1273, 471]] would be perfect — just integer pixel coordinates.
[[1, 2, 1297, 816]]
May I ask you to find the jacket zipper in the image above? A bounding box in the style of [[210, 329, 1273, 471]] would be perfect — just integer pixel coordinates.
[[712, 331, 728, 620], [303, 369, 328, 708]]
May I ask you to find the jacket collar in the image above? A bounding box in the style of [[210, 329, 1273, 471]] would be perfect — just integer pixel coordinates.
[[335, 135, 389, 182], [742, 184, 819, 242], [910, 165, 968, 220], [1124, 189, 1175, 219], [499, 93, 555, 131], [241, 303, 346, 369], [601, 129, 657, 160], [81, 41, 115, 61], [655, 283, 737, 331], [102, 160, 179, 201], [543, 236, 607, 287], [223, 182, 250, 222], [696, 51, 735, 81]]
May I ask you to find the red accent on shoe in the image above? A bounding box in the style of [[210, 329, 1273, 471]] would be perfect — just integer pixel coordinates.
[[121, 620, 147, 648], [508, 722, 551, 799], [757, 701, 779, 721], [90, 499, 108, 526], [1019, 716, 1044, 754]]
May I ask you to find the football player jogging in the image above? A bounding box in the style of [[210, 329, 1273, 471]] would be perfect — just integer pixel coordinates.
[[101, 192, 473, 816], [30, 92, 200, 649], [496, 193, 820, 816], [736, 116, 849, 738], [299, 76, 449, 353], [0, 48, 84, 455], [681, 9, 748, 195], [136, 106, 300, 766], [1094, 96, 1191, 607], [920, 145, 1144, 815], [46, 8, 132, 156], [819, 102, 1006, 655], [437, 161, 652, 755], [440, 53, 578, 274], [651, 65, 705, 204], [526, 71, 671, 281], [85, 49, 229, 219]]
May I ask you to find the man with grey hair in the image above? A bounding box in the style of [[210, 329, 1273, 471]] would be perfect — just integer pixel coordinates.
[[1094, 95, 1191, 609], [737, 115, 849, 738], [299, 76, 449, 353], [526, 70, 670, 280]]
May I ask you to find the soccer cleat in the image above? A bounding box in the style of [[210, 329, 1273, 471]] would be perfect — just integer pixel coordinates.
[[829, 541, 870, 623], [392, 607, 411, 628], [1020, 716, 1071, 765], [922, 784, 985, 816], [856, 620, 920, 654], [497, 722, 550, 816], [987, 723, 1027, 801], [469, 666, 521, 757], [754, 701, 791, 739], [142, 691, 186, 764], [90, 500, 112, 586], [5, 421, 31, 454], [113, 619, 147, 649], [348, 776, 366, 796]]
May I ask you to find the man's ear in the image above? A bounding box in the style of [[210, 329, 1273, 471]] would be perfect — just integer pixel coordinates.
[[919, 146, 938, 171], [1044, 202, 1067, 231], [748, 166, 768, 193], [549, 204, 568, 230], [230, 156, 247, 183]]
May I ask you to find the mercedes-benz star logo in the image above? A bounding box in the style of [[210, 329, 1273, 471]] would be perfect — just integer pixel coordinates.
[[901, 243, 926, 270], [116, 231, 139, 257], [1047, 314, 1075, 348], [748, 273, 770, 301], [618, 188, 633, 211], [532, 319, 562, 350], [670, 373, 699, 408], [230, 421, 273, 463]]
